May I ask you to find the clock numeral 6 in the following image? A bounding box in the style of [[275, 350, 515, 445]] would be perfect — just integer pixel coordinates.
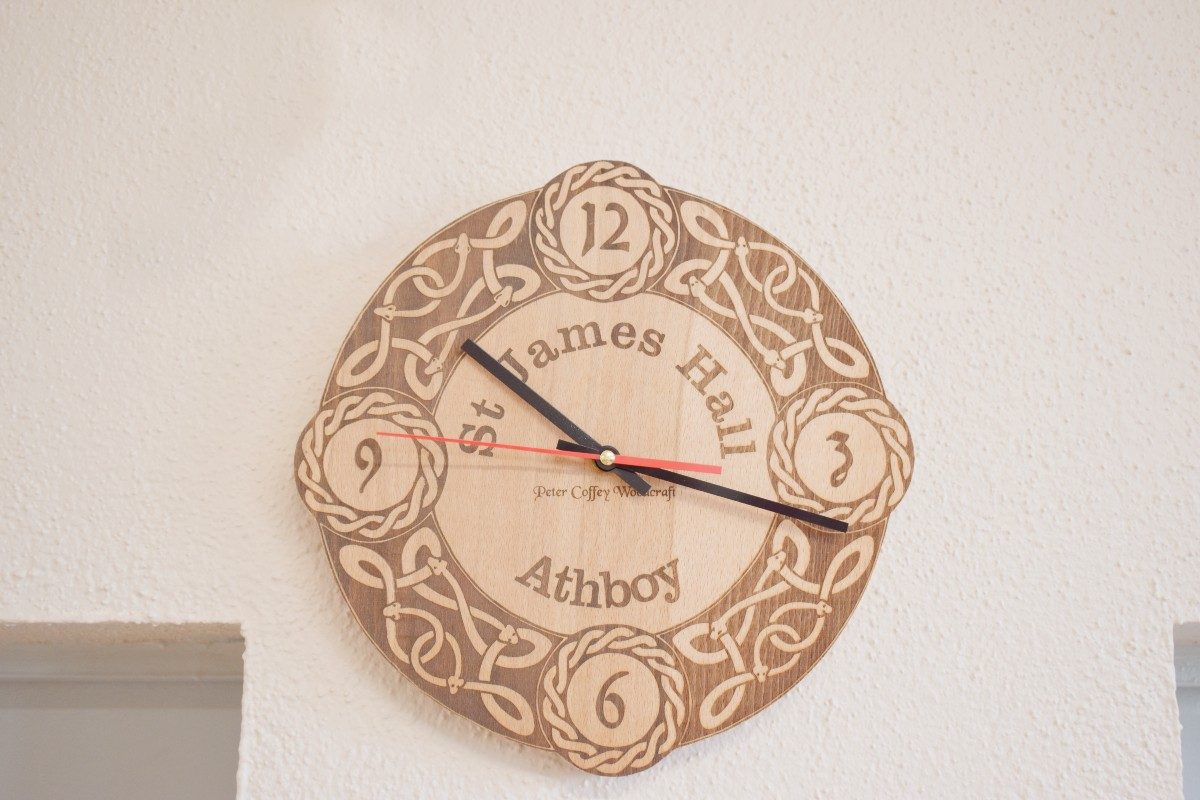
[[596, 670, 630, 729]]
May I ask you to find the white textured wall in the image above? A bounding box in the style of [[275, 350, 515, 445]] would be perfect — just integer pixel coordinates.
[[1, 2, 1197, 797]]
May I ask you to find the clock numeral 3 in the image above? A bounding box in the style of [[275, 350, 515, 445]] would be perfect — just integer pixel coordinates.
[[828, 431, 852, 488], [355, 437, 383, 492], [581, 201, 630, 256]]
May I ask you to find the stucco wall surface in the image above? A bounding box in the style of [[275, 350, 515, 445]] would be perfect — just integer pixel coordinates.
[[1, 1, 1198, 797]]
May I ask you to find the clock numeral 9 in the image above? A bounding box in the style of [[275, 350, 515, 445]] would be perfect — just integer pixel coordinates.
[[355, 437, 383, 492]]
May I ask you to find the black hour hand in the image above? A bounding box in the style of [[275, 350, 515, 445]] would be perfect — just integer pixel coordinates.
[[556, 440, 849, 532]]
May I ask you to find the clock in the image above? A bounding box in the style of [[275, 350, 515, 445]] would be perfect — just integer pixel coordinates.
[[294, 161, 914, 775]]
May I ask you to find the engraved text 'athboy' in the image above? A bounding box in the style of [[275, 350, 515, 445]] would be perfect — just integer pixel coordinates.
[[516, 556, 680, 609]]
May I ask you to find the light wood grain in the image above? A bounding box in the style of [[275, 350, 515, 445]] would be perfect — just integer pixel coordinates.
[[294, 161, 914, 775]]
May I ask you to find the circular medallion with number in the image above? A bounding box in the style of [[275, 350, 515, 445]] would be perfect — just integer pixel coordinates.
[[294, 161, 914, 775]]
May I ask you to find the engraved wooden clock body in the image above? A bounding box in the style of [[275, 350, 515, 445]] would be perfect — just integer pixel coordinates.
[[295, 161, 914, 775]]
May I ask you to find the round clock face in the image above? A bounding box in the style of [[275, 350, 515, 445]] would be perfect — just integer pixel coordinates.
[[295, 161, 914, 775]]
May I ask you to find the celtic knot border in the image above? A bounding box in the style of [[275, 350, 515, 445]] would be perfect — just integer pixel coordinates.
[[339, 530, 554, 738], [297, 391, 446, 541], [532, 161, 678, 301], [769, 385, 913, 526], [665, 198, 870, 397], [297, 163, 914, 774], [335, 199, 542, 399], [541, 626, 687, 775], [672, 520, 875, 731]]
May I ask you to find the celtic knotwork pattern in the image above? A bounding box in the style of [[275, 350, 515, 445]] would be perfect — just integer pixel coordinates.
[[541, 627, 686, 775], [294, 162, 916, 773], [339, 530, 553, 737], [673, 521, 874, 731], [665, 199, 869, 395], [336, 200, 541, 398], [297, 391, 445, 540], [769, 386, 913, 525], [532, 161, 677, 301]]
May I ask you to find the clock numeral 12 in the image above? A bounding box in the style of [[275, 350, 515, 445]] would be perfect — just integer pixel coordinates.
[[581, 201, 630, 256]]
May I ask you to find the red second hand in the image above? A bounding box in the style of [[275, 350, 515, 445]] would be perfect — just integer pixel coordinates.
[[374, 431, 722, 475]]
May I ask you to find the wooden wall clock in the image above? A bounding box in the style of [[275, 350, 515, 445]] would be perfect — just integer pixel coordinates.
[[294, 161, 914, 775]]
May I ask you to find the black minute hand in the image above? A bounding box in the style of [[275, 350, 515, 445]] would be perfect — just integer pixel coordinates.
[[556, 440, 849, 532], [460, 340, 652, 495]]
